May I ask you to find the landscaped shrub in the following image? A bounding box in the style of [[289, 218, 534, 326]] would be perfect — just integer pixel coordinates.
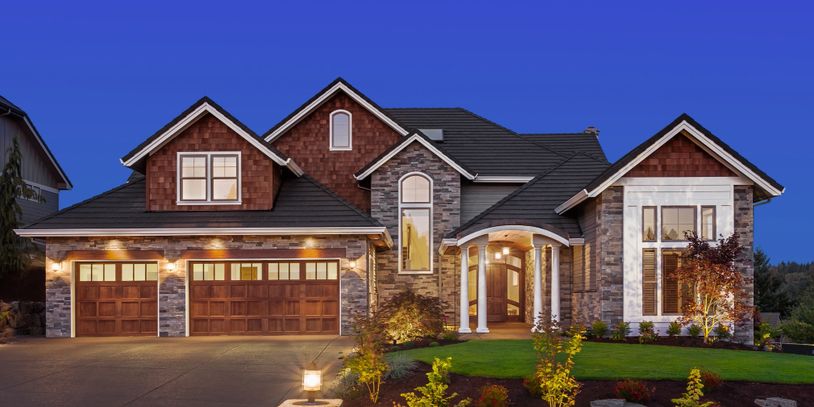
[[699, 370, 723, 392], [638, 321, 658, 343], [346, 314, 388, 403], [755, 322, 778, 351], [668, 320, 683, 337], [713, 324, 731, 341], [780, 319, 814, 343], [440, 328, 460, 342], [780, 285, 814, 343], [671, 368, 715, 407], [688, 324, 702, 338], [522, 374, 542, 398], [385, 353, 418, 380], [429, 341, 440, 347], [380, 290, 446, 344], [531, 319, 584, 407], [613, 379, 654, 403], [476, 384, 509, 407], [611, 321, 630, 341], [591, 320, 608, 339], [327, 367, 362, 400], [399, 357, 471, 407]]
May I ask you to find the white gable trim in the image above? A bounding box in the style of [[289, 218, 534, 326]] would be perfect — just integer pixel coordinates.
[[122, 103, 301, 175], [555, 120, 784, 214], [354, 134, 477, 181], [265, 82, 410, 142]]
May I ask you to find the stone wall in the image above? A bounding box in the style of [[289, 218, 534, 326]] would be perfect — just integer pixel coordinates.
[[597, 187, 624, 325], [734, 186, 755, 344], [44, 234, 369, 337], [370, 142, 461, 318]]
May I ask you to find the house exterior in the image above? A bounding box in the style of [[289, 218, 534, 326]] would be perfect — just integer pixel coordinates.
[[15, 79, 782, 343]]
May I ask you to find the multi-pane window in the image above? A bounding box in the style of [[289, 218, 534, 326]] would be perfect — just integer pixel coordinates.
[[661, 207, 696, 241], [78, 263, 158, 282], [399, 173, 432, 273], [121, 263, 159, 281], [178, 152, 240, 203], [642, 249, 657, 316], [192, 263, 225, 281], [330, 110, 351, 150], [190, 260, 339, 282], [642, 207, 657, 242], [701, 206, 716, 241], [17, 183, 42, 203], [305, 261, 338, 280], [661, 250, 693, 314], [230, 263, 262, 281]]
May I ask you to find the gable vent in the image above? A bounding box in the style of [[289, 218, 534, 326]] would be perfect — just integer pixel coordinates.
[[419, 128, 444, 142]]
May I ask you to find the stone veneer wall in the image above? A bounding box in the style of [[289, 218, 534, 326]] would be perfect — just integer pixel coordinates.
[[734, 186, 755, 344], [370, 143, 461, 319], [43, 235, 369, 337], [597, 187, 624, 325]]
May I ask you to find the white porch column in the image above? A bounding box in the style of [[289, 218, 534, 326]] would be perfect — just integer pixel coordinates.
[[551, 243, 561, 322], [476, 243, 489, 333], [532, 244, 543, 330], [458, 246, 472, 333]]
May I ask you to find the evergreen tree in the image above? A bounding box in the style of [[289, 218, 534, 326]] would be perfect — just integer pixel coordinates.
[[0, 138, 31, 279], [754, 248, 792, 316]]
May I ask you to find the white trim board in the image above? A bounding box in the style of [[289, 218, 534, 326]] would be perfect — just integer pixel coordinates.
[[555, 119, 784, 214], [22, 116, 72, 189], [15, 226, 391, 239], [355, 134, 477, 180], [265, 81, 410, 142], [472, 176, 534, 183], [121, 102, 302, 176]]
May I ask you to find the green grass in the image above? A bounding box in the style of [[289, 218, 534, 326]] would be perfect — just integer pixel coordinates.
[[397, 340, 814, 384]]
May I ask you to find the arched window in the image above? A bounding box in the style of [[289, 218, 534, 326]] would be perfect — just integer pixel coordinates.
[[399, 173, 432, 273], [330, 110, 352, 150]]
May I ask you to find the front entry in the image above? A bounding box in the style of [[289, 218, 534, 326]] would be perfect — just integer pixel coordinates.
[[468, 247, 525, 323]]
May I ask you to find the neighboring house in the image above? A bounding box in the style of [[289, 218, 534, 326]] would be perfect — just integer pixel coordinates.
[[0, 95, 72, 225], [16, 79, 782, 343]]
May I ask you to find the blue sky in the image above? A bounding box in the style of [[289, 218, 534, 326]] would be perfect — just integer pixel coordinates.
[[2, 1, 812, 262]]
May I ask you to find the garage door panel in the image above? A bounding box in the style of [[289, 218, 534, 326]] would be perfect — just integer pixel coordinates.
[[122, 286, 141, 298], [209, 301, 227, 316], [141, 301, 157, 316], [211, 285, 228, 298], [79, 302, 97, 317], [192, 286, 210, 299], [121, 302, 140, 317], [98, 302, 117, 317], [322, 300, 338, 315], [97, 320, 116, 335], [231, 302, 247, 316], [248, 285, 268, 298], [286, 300, 300, 316], [99, 286, 117, 299], [230, 285, 246, 297]]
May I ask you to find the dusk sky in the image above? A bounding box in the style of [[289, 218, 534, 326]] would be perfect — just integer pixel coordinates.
[[2, 1, 811, 262]]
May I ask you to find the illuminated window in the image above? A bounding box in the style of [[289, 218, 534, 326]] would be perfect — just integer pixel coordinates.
[[399, 173, 432, 273], [330, 110, 352, 150], [178, 152, 240, 203], [661, 206, 696, 241]]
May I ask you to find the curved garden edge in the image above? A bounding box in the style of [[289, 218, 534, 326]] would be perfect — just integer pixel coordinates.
[[394, 339, 814, 384]]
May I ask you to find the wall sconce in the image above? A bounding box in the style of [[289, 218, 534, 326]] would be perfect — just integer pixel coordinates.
[[349, 260, 357, 269], [298, 362, 327, 405], [166, 262, 177, 272], [502, 247, 510, 255], [50, 262, 61, 272]]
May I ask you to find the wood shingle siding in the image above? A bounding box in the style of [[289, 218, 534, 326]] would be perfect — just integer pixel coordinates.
[[628, 133, 736, 178]]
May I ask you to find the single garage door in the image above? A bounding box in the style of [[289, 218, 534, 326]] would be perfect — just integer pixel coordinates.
[[189, 260, 339, 335], [75, 262, 158, 336]]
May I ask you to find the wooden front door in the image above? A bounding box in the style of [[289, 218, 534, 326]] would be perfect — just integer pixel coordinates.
[[189, 260, 339, 335], [486, 263, 507, 322], [75, 262, 158, 336]]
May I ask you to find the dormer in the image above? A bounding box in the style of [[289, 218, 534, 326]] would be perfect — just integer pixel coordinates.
[[120, 97, 302, 211]]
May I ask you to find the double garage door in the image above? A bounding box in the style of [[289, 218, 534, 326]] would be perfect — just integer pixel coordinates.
[[74, 259, 339, 336]]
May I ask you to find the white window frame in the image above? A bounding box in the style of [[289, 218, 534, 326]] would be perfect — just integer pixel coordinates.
[[398, 172, 433, 274], [329, 109, 352, 151], [176, 151, 242, 205]]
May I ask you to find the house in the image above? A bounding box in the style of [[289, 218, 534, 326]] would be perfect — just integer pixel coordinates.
[[15, 79, 783, 342], [1, 95, 72, 301]]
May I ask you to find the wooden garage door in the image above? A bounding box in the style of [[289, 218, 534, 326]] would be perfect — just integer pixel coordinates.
[[75, 262, 158, 336], [189, 260, 339, 335]]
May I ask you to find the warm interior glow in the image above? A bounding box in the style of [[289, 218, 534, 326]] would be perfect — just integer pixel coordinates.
[[502, 247, 510, 255], [303, 369, 322, 391]]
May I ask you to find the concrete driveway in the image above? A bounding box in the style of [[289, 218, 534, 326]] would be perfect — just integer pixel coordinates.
[[0, 335, 353, 407]]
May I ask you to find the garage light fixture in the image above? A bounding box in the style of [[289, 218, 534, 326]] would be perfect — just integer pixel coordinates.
[[50, 262, 61, 272], [166, 262, 176, 272], [297, 362, 327, 405]]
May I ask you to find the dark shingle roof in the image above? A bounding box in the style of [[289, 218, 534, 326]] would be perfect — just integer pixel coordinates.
[[22, 175, 382, 230], [521, 133, 608, 163], [448, 153, 610, 239], [580, 113, 784, 199], [383, 108, 586, 176]]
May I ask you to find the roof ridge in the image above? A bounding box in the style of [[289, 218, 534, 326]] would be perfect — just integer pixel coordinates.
[[23, 179, 144, 228], [450, 154, 582, 236], [297, 175, 383, 227]]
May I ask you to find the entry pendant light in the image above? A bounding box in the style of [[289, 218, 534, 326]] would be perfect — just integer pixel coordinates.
[[494, 252, 502, 260], [502, 247, 510, 255]]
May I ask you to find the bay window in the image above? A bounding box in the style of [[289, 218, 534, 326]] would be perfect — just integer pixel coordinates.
[[399, 173, 432, 273], [177, 152, 241, 204]]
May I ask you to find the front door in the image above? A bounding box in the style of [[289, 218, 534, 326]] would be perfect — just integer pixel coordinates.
[[486, 263, 507, 322]]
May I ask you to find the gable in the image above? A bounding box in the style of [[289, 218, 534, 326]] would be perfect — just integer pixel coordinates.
[[626, 132, 736, 178]]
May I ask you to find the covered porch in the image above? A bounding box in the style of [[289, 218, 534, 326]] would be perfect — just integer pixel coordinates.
[[441, 224, 577, 334]]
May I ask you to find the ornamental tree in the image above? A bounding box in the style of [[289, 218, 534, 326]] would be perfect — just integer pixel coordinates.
[[0, 138, 32, 279], [672, 232, 752, 344]]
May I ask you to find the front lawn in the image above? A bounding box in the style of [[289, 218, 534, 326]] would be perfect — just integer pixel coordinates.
[[397, 340, 814, 384]]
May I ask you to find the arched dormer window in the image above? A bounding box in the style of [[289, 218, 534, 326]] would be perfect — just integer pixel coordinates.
[[399, 173, 433, 274], [330, 110, 352, 150]]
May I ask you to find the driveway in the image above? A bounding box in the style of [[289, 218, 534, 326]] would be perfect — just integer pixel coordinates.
[[0, 335, 353, 407]]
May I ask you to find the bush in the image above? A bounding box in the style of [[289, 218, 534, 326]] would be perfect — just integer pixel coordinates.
[[688, 324, 702, 338], [671, 368, 715, 407], [532, 319, 584, 407], [326, 367, 362, 400], [611, 321, 630, 341], [714, 324, 731, 341], [780, 319, 814, 343], [522, 374, 542, 398], [591, 320, 608, 339], [440, 328, 460, 342], [476, 384, 509, 407], [755, 322, 778, 350], [638, 321, 658, 343], [429, 341, 440, 347], [380, 290, 446, 344], [385, 353, 418, 380], [668, 320, 683, 337], [613, 379, 654, 403], [400, 357, 471, 407], [346, 314, 388, 403], [699, 370, 723, 392]]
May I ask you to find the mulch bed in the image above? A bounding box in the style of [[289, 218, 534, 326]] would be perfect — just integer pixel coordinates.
[[342, 362, 814, 407], [383, 338, 465, 352], [587, 336, 762, 351]]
